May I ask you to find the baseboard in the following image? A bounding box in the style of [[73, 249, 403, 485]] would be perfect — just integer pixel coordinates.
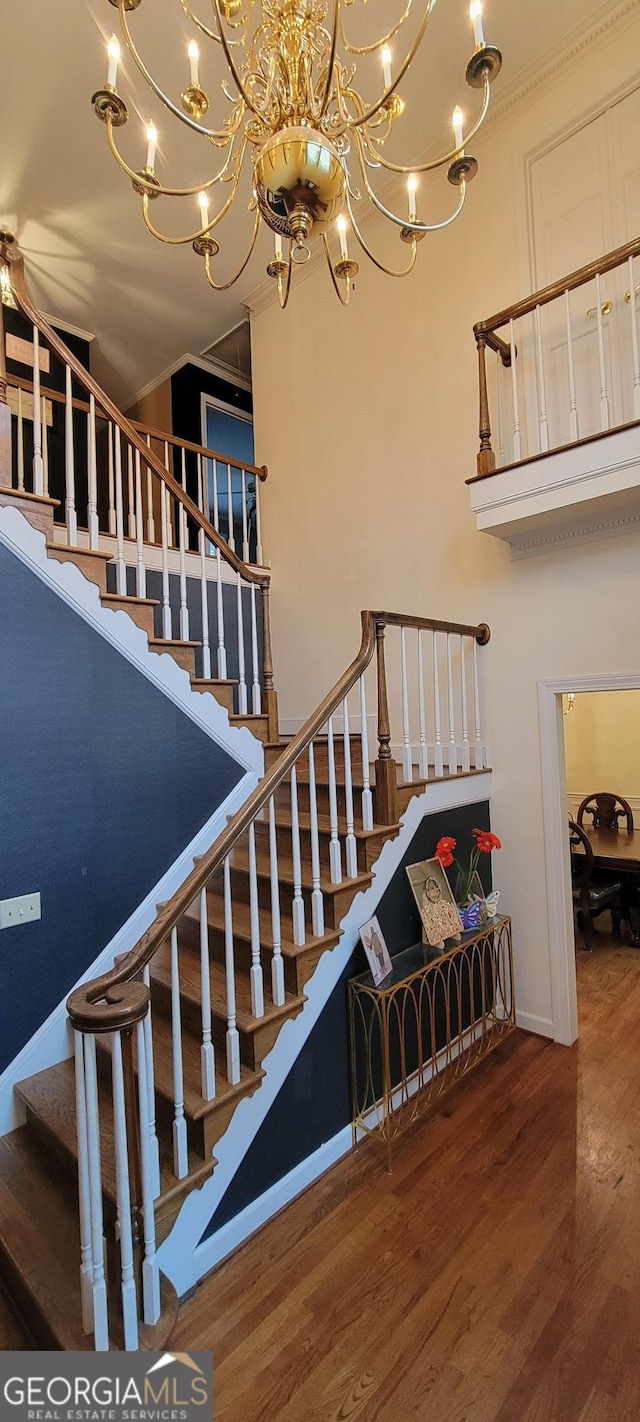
[[190, 1127, 353, 1286], [516, 1010, 554, 1038], [0, 770, 259, 1136]]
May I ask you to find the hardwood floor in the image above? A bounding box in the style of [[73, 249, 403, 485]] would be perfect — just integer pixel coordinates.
[[172, 922, 640, 1421]]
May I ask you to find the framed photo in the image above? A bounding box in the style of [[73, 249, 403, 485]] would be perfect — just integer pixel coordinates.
[[406, 858, 462, 946], [359, 915, 393, 986]]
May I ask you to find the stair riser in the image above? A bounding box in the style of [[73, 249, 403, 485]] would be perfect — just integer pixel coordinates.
[[253, 818, 369, 874], [273, 779, 370, 825], [149, 644, 197, 676], [265, 742, 365, 775], [149, 975, 296, 1072], [178, 914, 302, 997], [46, 546, 109, 594], [231, 714, 271, 743], [223, 867, 365, 931], [191, 681, 236, 713], [103, 600, 156, 636]]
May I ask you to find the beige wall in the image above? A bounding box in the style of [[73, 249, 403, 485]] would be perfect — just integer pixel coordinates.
[[565, 692, 640, 804], [249, 7, 640, 1034], [125, 378, 172, 434]]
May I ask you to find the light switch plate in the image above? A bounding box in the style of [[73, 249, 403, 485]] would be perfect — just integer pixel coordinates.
[[0, 893, 42, 929]]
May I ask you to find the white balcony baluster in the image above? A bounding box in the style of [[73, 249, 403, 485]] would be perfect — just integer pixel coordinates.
[[268, 795, 285, 1006], [145, 437, 155, 543], [88, 396, 99, 547], [473, 639, 483, 769], [199, 887, 216, 1101], [41, 397, 49, 498], [170, 928, 189, 1179], [178, 449, 189, 641], [73, 1031, 94, 1335], [628, 255, 640, 419], [401, 626, 413, 781], [290, 763, 305, 946], [534, 304, 549, 452], [227, 464, 235, 551], [446, 633, 458, 774], [211, 458, 219, 532], [564, 290, 579, 442], [126, 439, 136, 541], [64, 367, 77, 545], [343, 696, 358, 879], [327, 714, 342, 883], [594, 272, 611, 430], [111, 1032, 139, 1351], [255, 474, 264, 566], [359, 673, 374, 832], [83, 1033, 109, 1350], [236, 572, 248, 715], [16, 387, 24, 491], [135, 1019, 161, 1326], [248, 823, 265, 1017], [250, 584, 261, 714], [308, 742, 325, 937], [432, 631, 444, 777], [141, 963, 160, 1199], [417, 630, 428, 779], [134, 450, 146, 598], [241, 469, 249, 562], [197, 455, 212, 680], [509, 318, 522, 462], [223, 856, 241, 1084], [216, 546, 227, 680], [160, 483, 172, 640], [113, 427, 127, 596], [32, 325, 44, 496]]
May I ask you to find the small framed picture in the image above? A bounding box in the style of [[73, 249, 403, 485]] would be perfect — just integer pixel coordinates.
[[406, 858, 462, 946], [359, 915, 393, 986]]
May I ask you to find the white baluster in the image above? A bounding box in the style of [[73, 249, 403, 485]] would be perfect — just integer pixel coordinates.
[[248, 823, 265, 1018], [113, 426, 127, 596], [509, 318, 521, 462], [111, 1032, 139, 1351], [211, 458, 220, 532], [628, 256, 640, 419], [88, 395, 100, 548], [160, 483, 172, 639], [241, 468, 249, 562], [216, 547, 227, 680], [170, 928, 189, 1179], [83, 1034, 109, 1351], [163, 442, 173, 548], [32, 325, 44, 495], [134, 450, 146, 599], [433, 632, 444, 777], [417, 630, 428, 779], [197, 455, 212, 680], [227, 464, 235, 550], [255, 472, 264, 566], [400, 626, 413, 781], [308, 743, 325, 937], [146, 437, 155, 543], [290, 764, 306, 946], [343, 696, 358, 879], [107, 416, 116, 535], [127, 441, 136, 540], [64, 366, 78, 545], [595, 272, 611, 430], [177, 448, 189, 640], [327, 715, 342, 883], [141, 963, 160, 1200], [16, 387, 24, 491], [223, 856, 241, 1084], [199, 887, 216, 1101], [496, 353, 505, 465], [564, 289, 579, 442], [41, 397, 49, 497], [135, 1019, 161, 1326], [446, 634, 457, 773], [236, 573, 248, 714], [73, 1031, 95, 1335], [269, 796, 286, 1006], [473, 639, 483, 769], [460, 636, 471, 773], [359, 674, 374, 831], [534, 304, 549, 452], [248, 588, 261, 716]]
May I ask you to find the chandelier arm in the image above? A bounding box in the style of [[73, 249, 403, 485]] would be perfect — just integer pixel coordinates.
[[338, 0, 416, 57], [364, 76, 491, 175], [345, 195, 418, 278], [210, 0, 265, 118], [116, 0, 235, 141], [105, 114, 237, 198], [177, 0, 222, 45], [276, 256, 293, 310], [203, 211, 261, 290], [315, 1, 339, 120], [334, 0, 436, 136], [140, 142, 247, 242], [354, 135, 467, 233], [322, 235, 351, 307]]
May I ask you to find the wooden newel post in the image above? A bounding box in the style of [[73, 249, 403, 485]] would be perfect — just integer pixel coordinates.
[[475, 331, 496, 478], [261, 581, 279, 741], [374, 619, 397, 826]]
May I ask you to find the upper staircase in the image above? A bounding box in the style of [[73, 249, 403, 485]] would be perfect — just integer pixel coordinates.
[[0, 236, 492, 1351]]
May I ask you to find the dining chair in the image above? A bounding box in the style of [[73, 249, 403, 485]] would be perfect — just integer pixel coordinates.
[[569, 817, 623, 950], [577, 793, 634, 832]]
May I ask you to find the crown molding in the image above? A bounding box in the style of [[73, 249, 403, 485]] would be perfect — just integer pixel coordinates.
[[128, 350, 251, 410], [246, 0, 640, 321], [42, 312, 95, 344]]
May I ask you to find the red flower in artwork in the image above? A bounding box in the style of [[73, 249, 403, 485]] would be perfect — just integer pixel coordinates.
[[473, 829, 502, 854], [435, 836, 457, 868]]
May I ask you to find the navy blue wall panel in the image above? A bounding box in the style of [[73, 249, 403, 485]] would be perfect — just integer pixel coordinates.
[[202, 799, 492, 1239], [0, 541, 244, 1073]]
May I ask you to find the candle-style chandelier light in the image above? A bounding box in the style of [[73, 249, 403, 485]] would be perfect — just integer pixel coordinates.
[[93, 0, 501, 307]]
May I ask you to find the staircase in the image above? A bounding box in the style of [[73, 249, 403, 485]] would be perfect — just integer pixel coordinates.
[[0, 237, 492, 1351]]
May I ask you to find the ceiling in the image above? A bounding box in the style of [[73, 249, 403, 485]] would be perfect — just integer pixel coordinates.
[[1, 0, 616, 405]]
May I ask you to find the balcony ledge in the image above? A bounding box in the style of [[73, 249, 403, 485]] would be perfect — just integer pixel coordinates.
[[467, 419, 640, 558]]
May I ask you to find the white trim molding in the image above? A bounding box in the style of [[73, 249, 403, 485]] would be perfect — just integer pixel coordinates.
[[158, 771, 493, 1295], [537, 671, 640, 1051]]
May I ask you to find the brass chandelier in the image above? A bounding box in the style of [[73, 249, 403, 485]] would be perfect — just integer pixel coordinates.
[[93, 0, 502, 307]]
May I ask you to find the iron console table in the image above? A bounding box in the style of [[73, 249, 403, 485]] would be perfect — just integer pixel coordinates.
[[348, 914, 515, 1170]]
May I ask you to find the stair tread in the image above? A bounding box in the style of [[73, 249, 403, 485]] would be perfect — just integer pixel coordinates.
[[231, 713, 269, 723], [191, 678, 238, 689], [47, 543, 113, 563], [183, 895, 341, 959], [0, 1125, 91, 1350], [150, 939, 305, 1033], [140, 1016, 264, 1122], [269, 809, 398, 840], [101, 593, 160, 608], [148, 638, 201, 649]]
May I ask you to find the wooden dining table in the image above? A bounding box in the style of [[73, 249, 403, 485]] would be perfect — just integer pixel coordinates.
[[581, 824, 640, 944]]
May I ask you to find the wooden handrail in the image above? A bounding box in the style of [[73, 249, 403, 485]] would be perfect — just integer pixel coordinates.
[[67, 609, 490, 1033], [129, 418, 268, 482], [475, 235, 640, 337], [3, 243, 269, 590]]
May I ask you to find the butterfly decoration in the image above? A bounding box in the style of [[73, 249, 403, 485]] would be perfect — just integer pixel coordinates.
[[458, 900, 483, 931]]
